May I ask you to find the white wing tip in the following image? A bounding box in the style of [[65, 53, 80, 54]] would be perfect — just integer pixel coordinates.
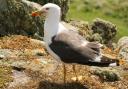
[[109, 63, 117, 67]]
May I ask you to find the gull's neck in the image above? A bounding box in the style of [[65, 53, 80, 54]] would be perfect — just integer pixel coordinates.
[[44, 13, 64, 44]]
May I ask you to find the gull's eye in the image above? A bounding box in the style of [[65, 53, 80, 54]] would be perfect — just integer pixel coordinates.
[[46, 8, 49, 10]]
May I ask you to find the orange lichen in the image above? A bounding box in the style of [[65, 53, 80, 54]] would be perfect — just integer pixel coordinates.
[[101, 46, 127, 66], [0, 35, 44, 50], [101, 47, 117, 59], [119, 58, 126, 65]]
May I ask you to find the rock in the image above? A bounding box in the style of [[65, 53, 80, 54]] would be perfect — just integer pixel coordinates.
[[11, 60, 28, 70], [0, 0, 44, 38], [30, 38, 45, 46], [117, 36, 128, 48], [91, 67, 120, 82], [90, 33, 103, 43], [68, 19, 117, 44], [61, 21, 78, 32], [0, 66, 12, 89], [0, 55, 5, 59], [8, 70, 31, 88], [0, 0, 69, 38], [91, 18, 117, 44], [0, 35, 46, 50], [69, 20, 93, 40], [0, 49, 13, 58], [32, 49, 46, 56], [0, 0, 8, 11], [117, 36, 128, 61]]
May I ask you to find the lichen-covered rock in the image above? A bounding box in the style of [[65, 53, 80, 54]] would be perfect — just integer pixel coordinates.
[[0, 0, 44, 38], [68, 19, 117, 44], [92, 69, 120, 82], [69, 20, 93, 40], [91, 18, 117, 44], [90, 33, 103, 43], [0, 35, 128, 89], [0, 66, 12, 89], [117, 36, 128, 48], [117, 36, 128, 61], [8, 70, 31, 88], [0, 0, 69, 39]]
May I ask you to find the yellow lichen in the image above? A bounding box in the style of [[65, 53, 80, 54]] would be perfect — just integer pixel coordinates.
[[0, 66, 12, 88]]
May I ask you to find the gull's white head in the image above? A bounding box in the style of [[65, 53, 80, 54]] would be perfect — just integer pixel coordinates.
[[32, 3, 61, 20], [32, 3, 63, 44]]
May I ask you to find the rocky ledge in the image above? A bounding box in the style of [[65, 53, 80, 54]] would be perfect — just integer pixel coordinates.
[[0, 35, 128, 89]]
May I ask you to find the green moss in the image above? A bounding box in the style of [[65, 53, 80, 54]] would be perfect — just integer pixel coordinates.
[[0, 66, 12, 88]]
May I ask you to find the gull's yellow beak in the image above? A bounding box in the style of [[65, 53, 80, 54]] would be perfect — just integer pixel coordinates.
[[31, 11, 42, 16]]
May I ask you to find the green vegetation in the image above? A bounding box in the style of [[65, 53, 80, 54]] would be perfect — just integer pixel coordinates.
[[67, 0, 128, 40]]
